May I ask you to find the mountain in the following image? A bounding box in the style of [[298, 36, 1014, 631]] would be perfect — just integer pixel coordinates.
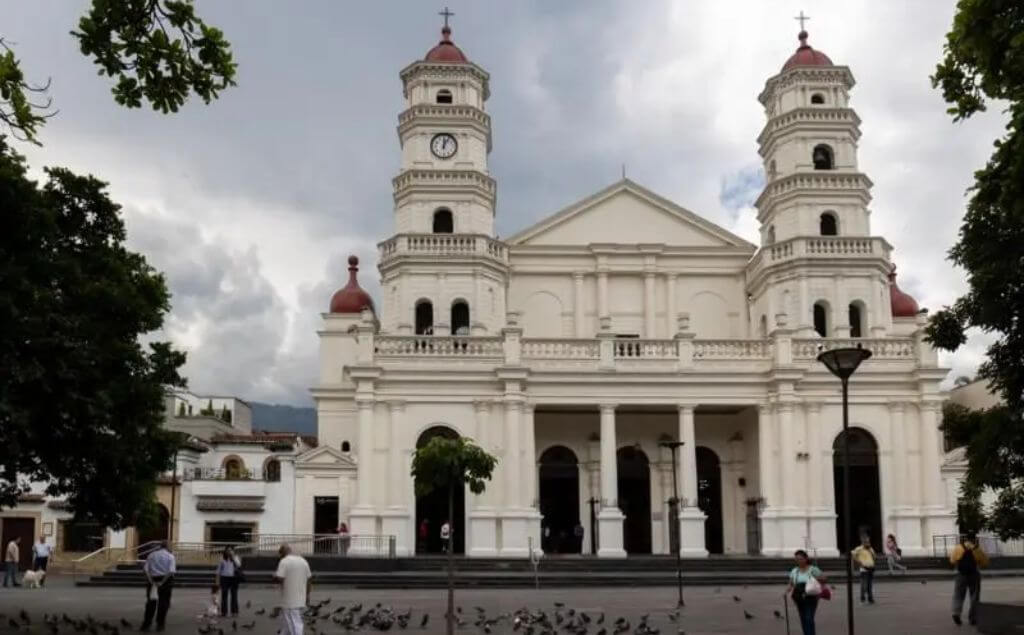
[[249, 402, 316, 437]]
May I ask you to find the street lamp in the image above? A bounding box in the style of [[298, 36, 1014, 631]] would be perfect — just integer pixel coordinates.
[[659, 440, 686, 608], [817, 345, 872, 635]]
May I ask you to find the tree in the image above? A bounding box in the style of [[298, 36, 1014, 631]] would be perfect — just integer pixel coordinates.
[[927, 0, 1024, 539], [0, 137, 186, 529], [411, 436, 497, 635], [1, 0, 235, 144]]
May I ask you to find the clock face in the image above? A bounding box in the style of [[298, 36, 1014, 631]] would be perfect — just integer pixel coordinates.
[[430, 133, 457, 159]]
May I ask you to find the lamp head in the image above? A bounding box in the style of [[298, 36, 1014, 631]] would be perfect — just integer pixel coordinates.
[[816, 345, 872, 380]]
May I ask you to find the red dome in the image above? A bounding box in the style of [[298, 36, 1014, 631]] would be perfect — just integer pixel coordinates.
[[889, 267, 920, 318], [782, 31, 833, 71], [425, 26, 468, 63], [329, 256, 375, 314]]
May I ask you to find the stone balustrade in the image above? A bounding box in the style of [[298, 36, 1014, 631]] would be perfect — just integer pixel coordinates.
[[378, 233, 508, 267], [748, 235, 890, 280], [612, 339, 677, 359], [693, 339, 772, 359], [792, 337, 916, 360], [521, 339, 600, 359], [374, 335, 504, 358]]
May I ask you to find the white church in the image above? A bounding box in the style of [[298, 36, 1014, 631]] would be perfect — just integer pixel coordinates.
[[304, 21, 956, 559]]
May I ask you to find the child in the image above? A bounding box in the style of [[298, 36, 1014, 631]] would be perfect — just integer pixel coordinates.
[[198, 585, 221, 623]]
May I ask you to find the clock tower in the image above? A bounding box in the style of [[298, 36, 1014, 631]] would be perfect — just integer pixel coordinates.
[[377, 17, 509, 335]]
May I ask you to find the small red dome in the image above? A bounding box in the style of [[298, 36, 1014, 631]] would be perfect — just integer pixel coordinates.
[[425, 26, 468, 63], [782, 31, 833, 71], [329, 256, 375, 314], [889, 266, 920, 318]]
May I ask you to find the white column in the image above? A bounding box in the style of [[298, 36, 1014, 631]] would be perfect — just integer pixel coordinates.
[[469, 400, 499, 556], [677, 404, 708, 557], [597, 403, 625, 557], [573, 272, 586, 338], [833, 275, 849, 337], [523, 403, 537, 508], [757, 405, 776, 505], [799, 277, 811, 332], [356, 399, 374, 507], [666, 274, 677, 336], [388, 401, 405, 507], [778, 403, 796, 507], [597, 271, 609, 320], [381, 400, 410, 555], [504, 400, 521, 509], [920, 402, 943, 506], [644, 272, 656, 338], [888, 402, 907, 508]]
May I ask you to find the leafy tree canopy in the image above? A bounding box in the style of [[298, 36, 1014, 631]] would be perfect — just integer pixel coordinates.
[[1, 0, 235, 144], [928, 0, 1024, 539], [0, 137, 186, 528], [411, 436, 497, 499]]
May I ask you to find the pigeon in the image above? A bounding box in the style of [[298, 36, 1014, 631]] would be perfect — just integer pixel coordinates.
[[241, 622, 256, 630], [667, 612, 679, 623], [596, 613, 605, 625], [421, 614, 430, 628], [921, 580, 927, 585], [120, 618, 131, 628], [255, 608, 266, 616], [233, 619, 238, 630], [743, 610, 754, 620], [732, 596, 742, 603], [246, 600, 252, 609], [774, 610, 783, 619]]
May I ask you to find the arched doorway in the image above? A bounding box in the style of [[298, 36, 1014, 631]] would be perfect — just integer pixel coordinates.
[[696, 447, 724, 554], [617, 446, 652, 554], [137, 504, 170, 547], [833, 427, 882, 552], [415, 426, 464, 555], [539, 446, 581, 554]]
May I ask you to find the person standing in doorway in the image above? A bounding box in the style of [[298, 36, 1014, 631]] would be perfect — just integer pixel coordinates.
[[418, 519, 429, 553], [950, 534, 989, 626], [141, 541, 176, 631], [440, 521, 452, 554], [31, 536, 50, 587], [215, 546, 241, 617], [885, 534, 907, 575], [574, 523, 585, 554], [274, 543, 312, 635], [851, 535, 877, 604], [336, 522, 350, 556], [785, 549, 826, 635], [3, 536, 20, 587]]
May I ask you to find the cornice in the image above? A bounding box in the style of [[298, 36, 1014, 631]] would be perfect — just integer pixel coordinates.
[[757, 107, 862, 154], [758, 65, 856, 105], [400, 61, 491, 100], [397, 104, 492, 152], [755, 171, 873, 213], [392, 168, 497, 208]]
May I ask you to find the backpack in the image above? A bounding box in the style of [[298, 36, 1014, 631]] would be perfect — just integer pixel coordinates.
[[957, 545, 979, 575]]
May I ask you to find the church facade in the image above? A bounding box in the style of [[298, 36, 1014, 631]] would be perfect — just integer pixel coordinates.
[[307, 23, 956, 558]]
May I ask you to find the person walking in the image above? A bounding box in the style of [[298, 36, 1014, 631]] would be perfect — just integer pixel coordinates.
[[215, 546, 241, 617], [785, 549, 826, 635], [141, 541, 176, 631], [574, 522, 585, 554], [851, 535, 877, 604], [885, 533, 907, 575], [337, 522, 350, 556], [31, 536, 50, 587], [274, 543, 312, 635], [3, 536, 20, 588], [440, 521, 452, 554], [950, 534, 989, 626]]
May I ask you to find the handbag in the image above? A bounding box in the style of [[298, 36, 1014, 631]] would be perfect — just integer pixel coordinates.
[[804, 575, 822, 597], [820, 584, 832, 601]]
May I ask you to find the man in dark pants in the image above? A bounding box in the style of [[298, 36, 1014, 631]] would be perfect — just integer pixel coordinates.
[[141, 541, 176, 631], [31, 536, 51, 586]]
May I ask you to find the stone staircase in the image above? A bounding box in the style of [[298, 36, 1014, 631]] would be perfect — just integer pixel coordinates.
[[77, 555, 1024, 589]]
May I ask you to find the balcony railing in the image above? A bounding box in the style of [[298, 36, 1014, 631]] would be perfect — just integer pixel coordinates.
[[792, 337, 916, 360], [613, 339, 677, 359], [182, 467, 259, 481], [748, 235, 890, 280], [375, 335, 504, 358], [378, 233, 508, 268], [693, 339, 772, 359]]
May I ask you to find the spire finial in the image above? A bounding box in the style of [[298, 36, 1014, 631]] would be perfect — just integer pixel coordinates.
[[439, 6, 454, 29], [794, 10, 810, 33]]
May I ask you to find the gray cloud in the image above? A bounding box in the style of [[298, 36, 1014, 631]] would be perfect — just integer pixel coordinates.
[[5, 1, 1003, 404]]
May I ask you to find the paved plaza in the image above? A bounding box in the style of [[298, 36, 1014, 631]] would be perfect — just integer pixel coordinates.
[[0, 575, 1018, 634]]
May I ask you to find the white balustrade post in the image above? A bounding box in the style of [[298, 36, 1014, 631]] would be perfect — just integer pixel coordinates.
[[643, 272, 656, 338], [573, 272, 586, 338], [597, 316, 615, 370], [675, 312, 694, 369], [503, 312, 523, 366]]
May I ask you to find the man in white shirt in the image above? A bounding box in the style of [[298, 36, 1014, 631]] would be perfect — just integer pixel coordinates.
[[31, 536, 51, 587], [274, 543, 312, 635], [141, 541, 176, 631], [3, 537, 20, 587]]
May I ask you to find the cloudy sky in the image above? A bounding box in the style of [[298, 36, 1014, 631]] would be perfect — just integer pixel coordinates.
[[5, 1, 1003, 406]]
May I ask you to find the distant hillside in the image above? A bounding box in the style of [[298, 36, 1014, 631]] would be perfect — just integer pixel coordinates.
[[250, 402, 316, 437]]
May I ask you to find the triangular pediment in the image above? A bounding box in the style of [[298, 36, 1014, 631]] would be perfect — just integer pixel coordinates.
[[507, 179, 756, 249], [295, 445, 357, 471]]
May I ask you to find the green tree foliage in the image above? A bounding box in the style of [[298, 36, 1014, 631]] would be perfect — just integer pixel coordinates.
[[926, 0, 1024, 540], [0, 138, 186, 528], [1, 0, 235, 144], [411, 436, 497, 635]]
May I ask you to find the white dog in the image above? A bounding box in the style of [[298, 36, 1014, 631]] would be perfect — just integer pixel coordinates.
[[22, 570, 45, 589]]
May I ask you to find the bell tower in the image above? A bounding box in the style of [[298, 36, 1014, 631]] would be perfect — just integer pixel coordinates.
[[377, 13, 509, 336], [747, 25, 894, 339]]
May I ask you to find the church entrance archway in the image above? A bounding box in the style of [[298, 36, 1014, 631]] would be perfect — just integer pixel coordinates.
[[415, 426, 464, 555], [696, 447, 724, 554], [137, 504, 170, 548], [617, 446, 652, 555], [539, 446, 581, 554], [833, 427, 882, 552]]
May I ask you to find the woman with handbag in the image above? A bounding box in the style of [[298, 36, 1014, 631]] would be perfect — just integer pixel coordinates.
[[885, 534, 908, 575], [215, 546, 242, 617], [785, 549, 827, 635]]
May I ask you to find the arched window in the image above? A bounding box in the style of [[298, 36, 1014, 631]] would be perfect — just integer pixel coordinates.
[[263, 458, 281, 482], [432, 208, 453, 233], [341, 441, 351, 453], [436, 89, 453, 104], [415, 300, 434, 335], [813, 302, 829, 337], [813, 144, 834, 170], [451, 300, 470, 335], [811, 93, 825, 105], [849, 302, 864, 338], [223, 457, 246, 480], [766, 225, 776, 245], [820, 212, 838, 236]]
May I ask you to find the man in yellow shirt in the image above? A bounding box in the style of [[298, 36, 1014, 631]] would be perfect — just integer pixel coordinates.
[[950, 534, 989, 626], [851, 535, 877, 604]]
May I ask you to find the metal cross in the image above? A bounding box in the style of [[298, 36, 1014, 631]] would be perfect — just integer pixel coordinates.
[[794, 10, 810, 31], [439, 6, 454, 28]]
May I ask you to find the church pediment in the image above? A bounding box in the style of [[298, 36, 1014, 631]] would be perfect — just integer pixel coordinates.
[[295, 445, 357, 471], [507, 179, 755, 250]]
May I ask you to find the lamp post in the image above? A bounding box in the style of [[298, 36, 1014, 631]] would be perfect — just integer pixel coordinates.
[[816, 345, 872, 635], [659, 440, 686, 608], [586, 497, 599, 555]]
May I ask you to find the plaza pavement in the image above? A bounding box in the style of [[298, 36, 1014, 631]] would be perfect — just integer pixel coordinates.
[[0, 574, 1018, 634]]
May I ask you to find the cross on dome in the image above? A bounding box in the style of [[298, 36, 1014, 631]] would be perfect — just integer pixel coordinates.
[[439, 6, 454, 29], [794, 10, 810, 32], [424, 6, 469, 63]]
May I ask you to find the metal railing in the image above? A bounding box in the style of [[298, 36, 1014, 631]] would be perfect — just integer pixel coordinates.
[[248, 533, 397, 558], [70, 545, 117, 582], [932, 533, 1024, 557]]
